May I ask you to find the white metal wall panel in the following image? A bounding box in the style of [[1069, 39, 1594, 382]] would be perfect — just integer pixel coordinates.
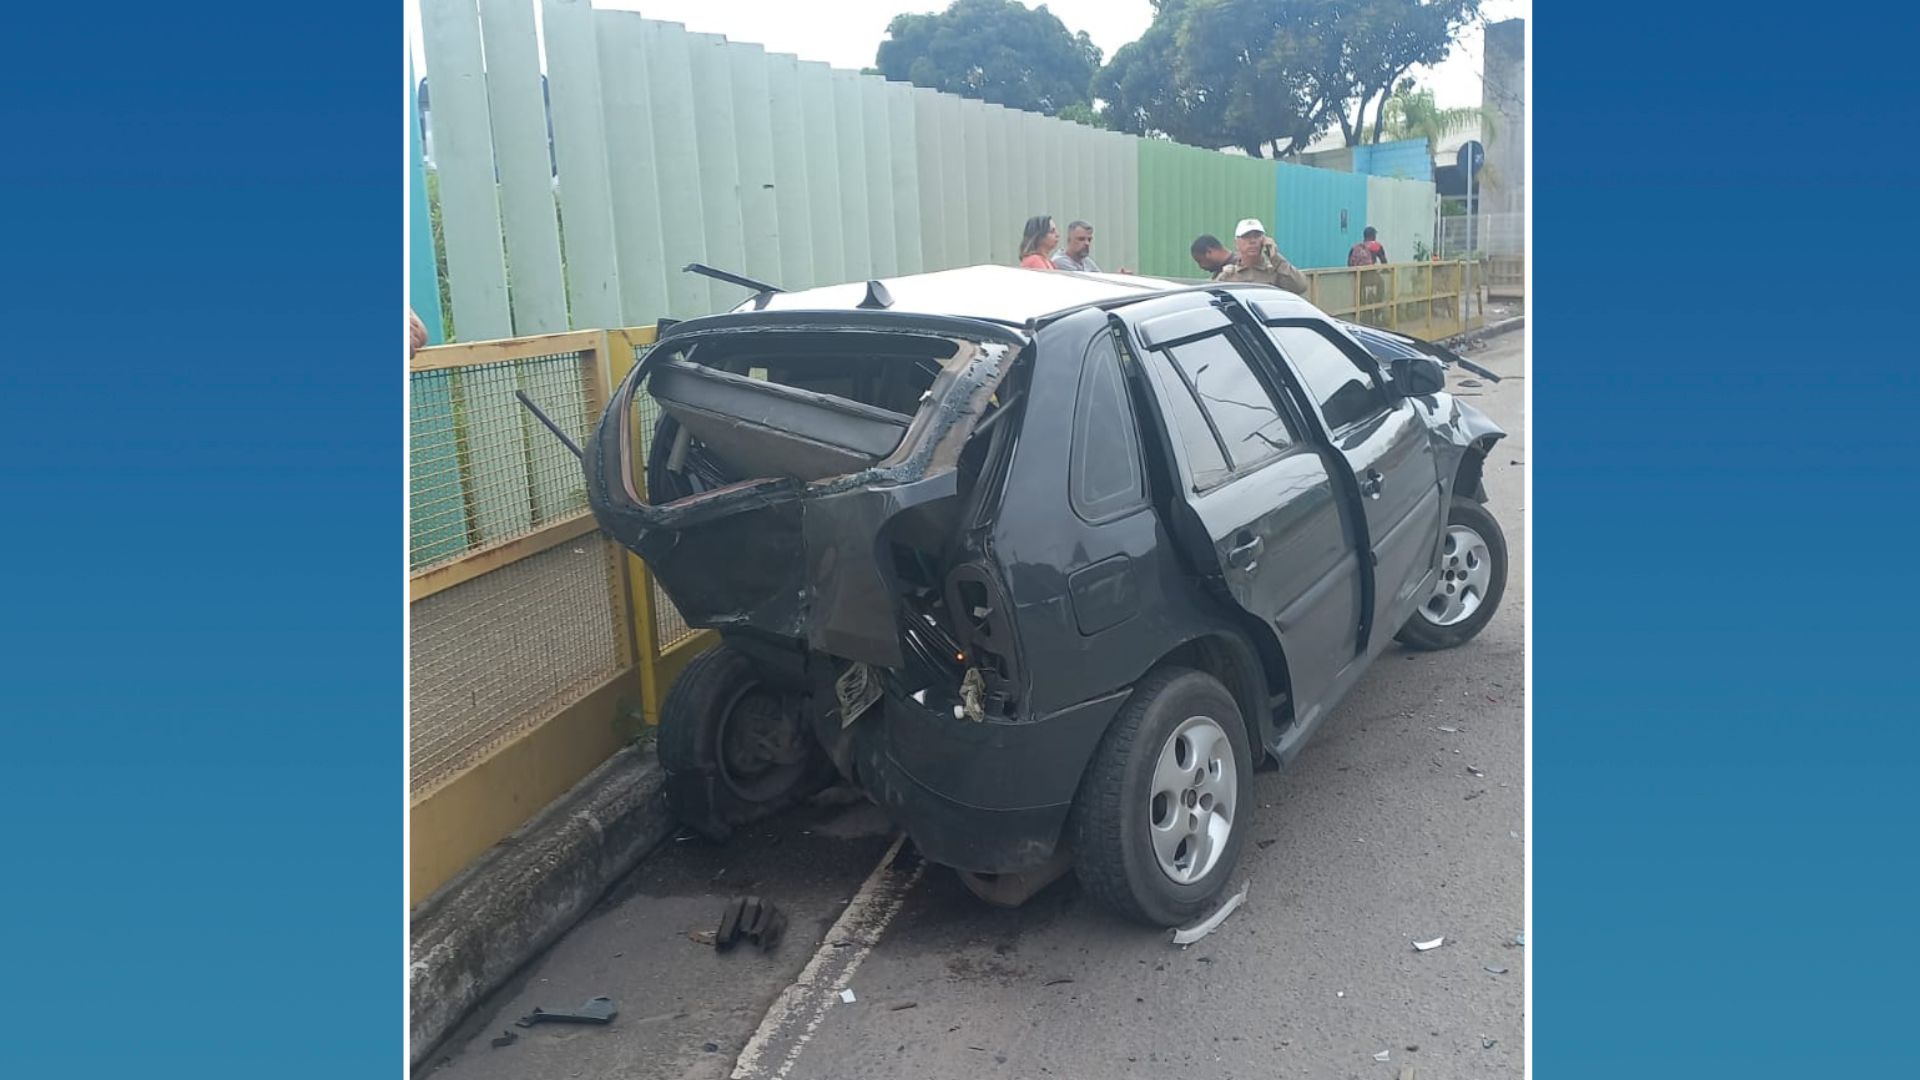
[[727, 41, 783, 292], [797, 61, 845, 287], [540, 0, 622, 329], [641, 22, 709, 318], [764, 53, 814, 291], [860, 76, 898, 279]]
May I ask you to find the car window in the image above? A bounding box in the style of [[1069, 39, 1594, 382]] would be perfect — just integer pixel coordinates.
[[1143, 350, 1231, 491], [1264, 324, 1391, 430], [1070, 337, 1147, 522], [1164, 334, 1294, 471]]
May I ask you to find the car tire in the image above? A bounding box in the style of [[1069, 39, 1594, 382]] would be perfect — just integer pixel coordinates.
[[658, 644, 830, 841], [1068, 667, 1253, 927], [1396, 497, 1508, 651]]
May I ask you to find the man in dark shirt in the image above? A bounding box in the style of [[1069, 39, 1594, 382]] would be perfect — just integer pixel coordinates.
[[1190, 234, 1237, 278]]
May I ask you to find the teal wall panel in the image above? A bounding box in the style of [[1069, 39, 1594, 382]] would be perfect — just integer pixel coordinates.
[[1273, 162, 1369, 269], [408, 53, 444, 344]]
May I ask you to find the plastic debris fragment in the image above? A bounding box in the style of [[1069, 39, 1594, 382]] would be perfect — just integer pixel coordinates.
[[1171, 883, 1249, 945]]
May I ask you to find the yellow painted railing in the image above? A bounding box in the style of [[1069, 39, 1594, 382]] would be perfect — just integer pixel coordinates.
[[1302, 259, 1484, 340], [407, 325, 713, 905]]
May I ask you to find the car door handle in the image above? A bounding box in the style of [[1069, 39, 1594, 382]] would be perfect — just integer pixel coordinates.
[[1227, 534, 1264, 569], [1359, 469, 1384, 499]]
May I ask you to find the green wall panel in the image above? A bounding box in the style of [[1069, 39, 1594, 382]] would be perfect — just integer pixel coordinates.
[[1136, 141, 1276, 280]]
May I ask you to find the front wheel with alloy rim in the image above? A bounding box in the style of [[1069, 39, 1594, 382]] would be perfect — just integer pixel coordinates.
[[657, 645, 831, 841], [1395, 497, 1508, 651], [1068, 668, 1252, 927]]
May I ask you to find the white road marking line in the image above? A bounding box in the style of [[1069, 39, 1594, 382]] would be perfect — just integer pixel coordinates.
[[730, 833, 925, 1080]]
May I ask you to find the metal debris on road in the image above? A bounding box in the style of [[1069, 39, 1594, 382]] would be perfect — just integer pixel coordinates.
[[1413, 937, 1445, 951], [514, 996, 618, 1027], [1044, 978, 1075, 986], [1485, 964, 1509, 975], [839, 989, 857, 1004], [1483, 1037, 1498, 1049], [715, 896, 787, 953], [1436, 726, 1458, 733], [1171, 882, 1249, 945], [1374, 1050, 1392, 1062], [1467, 765, 1484, 776], [889, 1002, 919, 1011], [489, 1031, 518, 1049]]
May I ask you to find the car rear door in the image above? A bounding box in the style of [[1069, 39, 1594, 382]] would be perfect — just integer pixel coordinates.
[[1252, 314, 1443, 649], [1126, 302, 1366, 730]]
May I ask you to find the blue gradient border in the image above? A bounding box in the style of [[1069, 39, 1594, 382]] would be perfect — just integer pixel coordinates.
[[1533, 4, 1920, 1076], [0, 0, 396, 1075], [1, 0, 1915, 1075]]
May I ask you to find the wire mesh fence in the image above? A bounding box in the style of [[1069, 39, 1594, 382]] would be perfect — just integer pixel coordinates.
[[408, 327, 727, 900], [1436, 212, 1523, 259], [409, 534, 625, 796], [409, 350, 597, 572]]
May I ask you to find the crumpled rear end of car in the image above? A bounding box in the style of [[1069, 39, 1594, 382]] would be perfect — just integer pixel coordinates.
[[585, 312, 1024, 678]]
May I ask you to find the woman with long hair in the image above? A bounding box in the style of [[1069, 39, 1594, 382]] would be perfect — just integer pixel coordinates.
[[1018, 215, 1059, 269]]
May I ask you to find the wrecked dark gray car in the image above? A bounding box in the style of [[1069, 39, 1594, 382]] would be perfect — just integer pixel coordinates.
[[585, 266, 1506, 926]]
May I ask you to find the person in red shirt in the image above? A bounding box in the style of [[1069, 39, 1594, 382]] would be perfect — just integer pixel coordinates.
[[1018, 215, 1059, 270], [1348, 225, 1389, 266]]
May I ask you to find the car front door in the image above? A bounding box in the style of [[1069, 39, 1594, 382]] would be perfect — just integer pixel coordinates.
[[1126, 303, 1366, 732], [1255, 317, 1443, 650]]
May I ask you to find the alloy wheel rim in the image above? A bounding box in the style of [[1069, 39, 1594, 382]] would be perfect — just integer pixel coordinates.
[[1148, 715, 1237, 885], [1419, 523, 1492, 627]]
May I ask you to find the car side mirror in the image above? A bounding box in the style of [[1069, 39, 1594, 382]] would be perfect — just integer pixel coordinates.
[[1390, 356, 1446, 397]]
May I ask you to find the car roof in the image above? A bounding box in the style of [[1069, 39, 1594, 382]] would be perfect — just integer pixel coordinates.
[[740, 264, 1322, 326]]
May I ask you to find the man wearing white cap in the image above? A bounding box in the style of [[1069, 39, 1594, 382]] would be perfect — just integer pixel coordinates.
[[1218, 218, 1309, 296]]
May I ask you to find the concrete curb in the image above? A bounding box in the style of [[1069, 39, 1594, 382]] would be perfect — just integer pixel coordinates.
[[409, 744, 674, 1067], [1442, 314, 1525, 350]]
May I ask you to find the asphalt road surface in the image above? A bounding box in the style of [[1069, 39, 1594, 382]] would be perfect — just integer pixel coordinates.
[[424, 328, 1527, 1080]]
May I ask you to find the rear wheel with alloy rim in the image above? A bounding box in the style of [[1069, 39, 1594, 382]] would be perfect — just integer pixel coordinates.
[[1068, 668, 1252, 927]]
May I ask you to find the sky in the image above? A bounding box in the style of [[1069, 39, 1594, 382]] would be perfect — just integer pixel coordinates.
[[407, 0, 1524, 114]]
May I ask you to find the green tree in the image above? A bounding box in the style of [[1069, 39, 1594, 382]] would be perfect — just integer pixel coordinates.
[[876, 0, 1103, 116], [1094, 0, 1479, 157], [1055, 101, 1105, 128], [1097, 0, 1346, 158], [1381, 79, 1489, 151], [1335, 0, 1481, 147]]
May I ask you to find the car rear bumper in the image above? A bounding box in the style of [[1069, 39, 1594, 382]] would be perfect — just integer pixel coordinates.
[[829, 685, 1129, 874]]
